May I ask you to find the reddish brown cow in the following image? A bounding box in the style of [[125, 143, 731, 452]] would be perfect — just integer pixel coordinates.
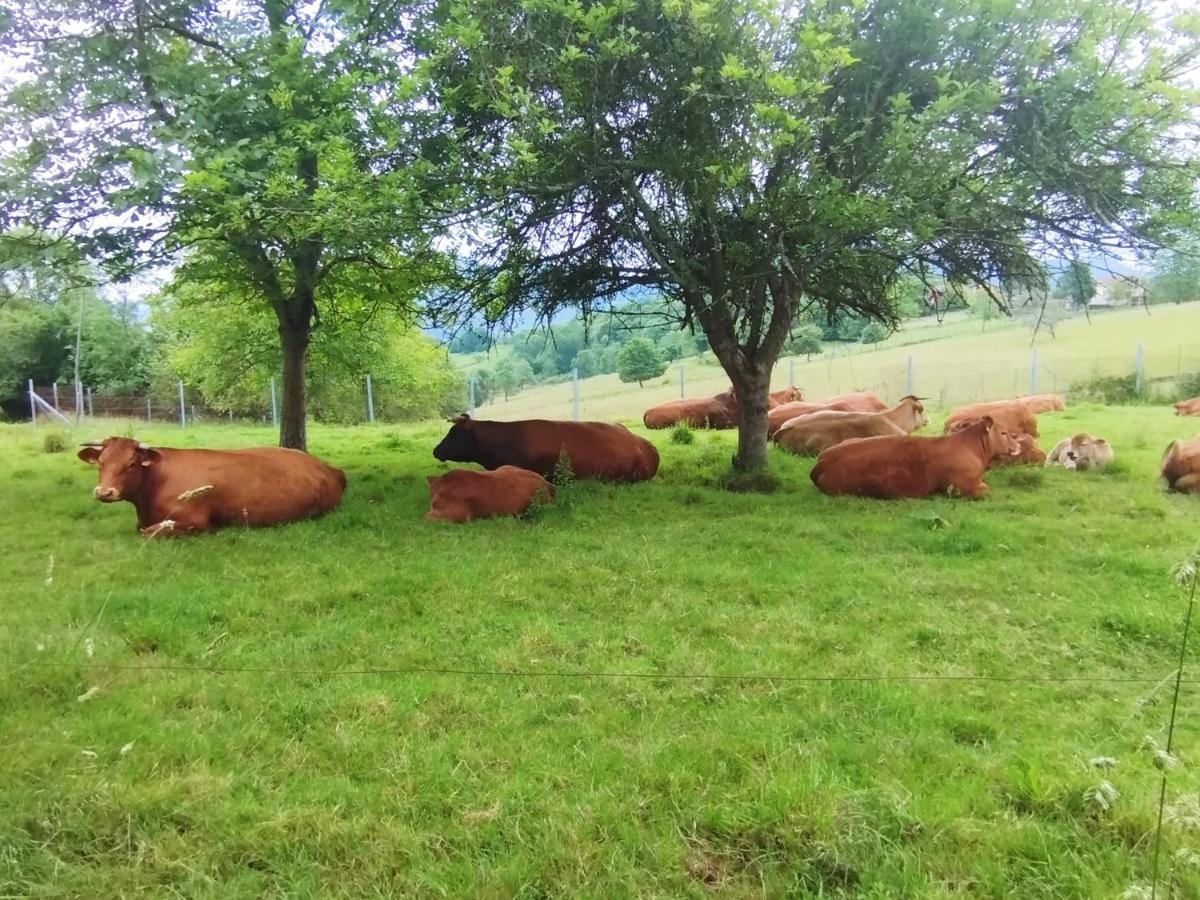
[[77, 436, 346, 537], [1175, 397, 1200, 417], [774, 396, 930, 455], [767, 398, 872, 435], [643, 386, 803, 429], [1162, 437, 1200, 494], [769, 387, 806, 406], [818, 391, 889, 413], [1017, 394, 1066, 414], [433, 415, 659, 482], [643, 389, 738, 429], [989, 433, 1046, 468], [944, 400, 1039, 438], [810, 417, 1019, 499], [426, 466, 554, 523]]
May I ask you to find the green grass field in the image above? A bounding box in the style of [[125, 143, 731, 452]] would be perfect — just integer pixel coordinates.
[[473, 303, 1200, 422], [3, 406, 1200, 897]]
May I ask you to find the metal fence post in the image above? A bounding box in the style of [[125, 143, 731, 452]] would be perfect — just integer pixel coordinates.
[[788, 357, 796, 388], [178, 381, 186, 427], [365, 373, 375, 423], [28, 380, 36, 425], [1029, 349, 1038, 395], [52, 382, 59, 410], [86, 386, 94, 417], [270, 378, 278, 428], [679, 364, 686, 399], [906, 356, 914, 396], [571, 367, 581, 422], [1135, 343, 1146, 394], [468, 374, 476, 415], [146, 396, 152, 422]]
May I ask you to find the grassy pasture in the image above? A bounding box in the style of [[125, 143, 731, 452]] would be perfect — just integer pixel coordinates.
[[2, 405, 1200, 898], [474, 302, 1200, 422]]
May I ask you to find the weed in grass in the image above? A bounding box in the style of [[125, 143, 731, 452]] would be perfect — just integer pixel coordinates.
[[669, 421, 695, 445], [42, 432, 67, 453]]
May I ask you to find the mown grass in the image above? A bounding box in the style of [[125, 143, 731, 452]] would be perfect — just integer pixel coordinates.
[[2, 406, 1200, 897]]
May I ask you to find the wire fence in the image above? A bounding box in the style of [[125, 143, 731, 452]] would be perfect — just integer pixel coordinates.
[[21, 342, 1200, 431]]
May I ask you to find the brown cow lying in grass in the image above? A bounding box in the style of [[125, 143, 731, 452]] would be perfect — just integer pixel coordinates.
[[1017, 394, 1067, 414], [426, 467, 554, 523], [766, 392, 889, 436], [944, 399, 1039, 438], [810, 417, 1019, 499], [643, 387, 803, 430], [1162, 437, 1200, 494], [774, 396, 930, 455], [78, 436, 346, 537], [989, 433, 1046, 467], [1046, 434, 1114, 471], [1175, 397, 1200, 417]]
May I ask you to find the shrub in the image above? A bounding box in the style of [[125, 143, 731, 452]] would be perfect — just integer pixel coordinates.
[[860, 322, 889, 345], [548, 448, 576, 511], [670, 422, 695, 445], [1067, 373, 1147, 405], [1175, 370, 1200, 401], [42, 432, 67, 453]]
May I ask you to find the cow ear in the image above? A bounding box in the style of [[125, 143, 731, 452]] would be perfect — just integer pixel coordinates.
[[981, 416, 994, 429], [137, 446, 162, 467], [77, 447, 101, 466]]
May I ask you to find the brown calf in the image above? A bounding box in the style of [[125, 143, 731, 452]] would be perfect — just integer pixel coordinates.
[[426, 466, 555, 523]]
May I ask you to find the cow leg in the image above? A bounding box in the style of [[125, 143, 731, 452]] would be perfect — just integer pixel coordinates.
[[140, 510, 210, 538], [1172, 474, 1200, 494], [953, 479, 990, 500]]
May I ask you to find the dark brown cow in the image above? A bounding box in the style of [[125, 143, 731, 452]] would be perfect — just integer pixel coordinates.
[[1175, 397, 1200, 417], [426, 466, 554, 523], [1162, 437, 1200, 494], [643, 386, 803, 429], [989, 433, 1046, 468], [810, 417, 1019, 499], [78, 436, 346, 537], [1017, 394, 1066, 414], [433, 416, 659, 482], [944, 400, 1039, 438]]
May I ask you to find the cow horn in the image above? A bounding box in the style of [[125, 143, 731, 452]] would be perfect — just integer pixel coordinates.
[[137, 442, 151, 450], [79, 441, 104, 447]]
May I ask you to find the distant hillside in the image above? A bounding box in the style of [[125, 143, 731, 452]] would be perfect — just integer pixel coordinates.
[[461, 301, 1200, 422]]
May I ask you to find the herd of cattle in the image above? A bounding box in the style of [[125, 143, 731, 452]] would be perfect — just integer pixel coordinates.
[[74, 388, 1200, 535]]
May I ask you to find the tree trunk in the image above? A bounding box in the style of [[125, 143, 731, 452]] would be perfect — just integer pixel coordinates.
[[728, 365, 772, 470], [279, 320, 310, 450]]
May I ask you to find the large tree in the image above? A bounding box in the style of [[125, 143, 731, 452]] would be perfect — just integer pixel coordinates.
[[425, 0, 1200, 468], [0, 1, 447, 449]]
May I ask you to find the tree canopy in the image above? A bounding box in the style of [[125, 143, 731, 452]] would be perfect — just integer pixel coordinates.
[[0, 0, 449, 448], [427, 0, 1200, 467], [617, 337, 667, 386]]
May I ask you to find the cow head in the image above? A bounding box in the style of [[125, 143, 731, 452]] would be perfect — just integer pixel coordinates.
[[425, 473, 468, 523], [432, 414, 479, 463], [77, 437, 162, 503], [978, 417, 1020, 461], [897, 396, 931, 432], [1059, 434, 1113, 471]]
